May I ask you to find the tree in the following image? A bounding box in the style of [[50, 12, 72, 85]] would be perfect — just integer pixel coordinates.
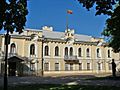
[[78, 0, 120, 52], [102, 2, 120, 52], [0, 0, 28, 33], [77, 0, 119, 15], [0, 0, 28, 90]]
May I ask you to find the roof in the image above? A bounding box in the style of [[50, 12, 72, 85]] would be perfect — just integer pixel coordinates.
[[8, 56, 24, 62], [43, 30, 65, 39], [74, 34, 92, 42], [43, 30, 92, 42], [0, 27, 98, 42]]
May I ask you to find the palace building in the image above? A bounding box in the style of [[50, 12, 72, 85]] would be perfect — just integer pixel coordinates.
[[0, 26, 120, 76]]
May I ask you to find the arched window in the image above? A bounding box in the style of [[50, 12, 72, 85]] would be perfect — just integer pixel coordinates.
[[10, 43, 16, 53], [30, 44, 35, 55], [97, 48, 100, 58], [65, 47, 68, 56], [78, 48, 82, 57], [44, 45, 49, 56], [86, 48, 90, 57], [70, 47, 73, 56], [55, 46, 59, 56], [108, 50, 111, 58]]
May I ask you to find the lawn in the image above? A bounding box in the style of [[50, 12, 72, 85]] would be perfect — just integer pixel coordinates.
[[0, 84, 120, 90]]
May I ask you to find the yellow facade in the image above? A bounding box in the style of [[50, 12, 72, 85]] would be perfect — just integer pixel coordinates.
[[0, 26, 120, 76]]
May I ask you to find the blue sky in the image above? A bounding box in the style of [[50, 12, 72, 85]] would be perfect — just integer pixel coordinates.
[[1, 0, 108, 37]]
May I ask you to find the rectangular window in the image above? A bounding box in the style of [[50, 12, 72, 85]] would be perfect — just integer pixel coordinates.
[[108, 50, 111, 58], [30, 63, 35, 71], [86, 52, 90, 57], [44, 63, 49, 71], [108, 63, 112, 70], [70, 63, 73, 71], [98, 63, 101, 70], [55, 63, 59, 71], [79, 63, 82, 70], [65, 63, 69, 71], [87, 63, 90, 70]]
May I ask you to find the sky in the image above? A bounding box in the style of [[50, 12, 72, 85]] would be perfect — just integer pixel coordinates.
[[1, 0, 108, 37]]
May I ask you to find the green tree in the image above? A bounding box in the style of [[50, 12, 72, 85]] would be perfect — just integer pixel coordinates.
[[77, 0, 119, 15], [0, 0, 28, 90], [0, 0, 28, 33], [102, 2, 120, 52], [78, 0, 120, 52]]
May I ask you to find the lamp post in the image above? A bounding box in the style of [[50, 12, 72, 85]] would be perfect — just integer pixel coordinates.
[[4, 30, 10, 90], [41, 35, 44, 76]]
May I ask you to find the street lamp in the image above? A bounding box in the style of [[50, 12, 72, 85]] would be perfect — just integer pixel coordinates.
[[4, 30, 10, 90], [41, 35, 44, 76]]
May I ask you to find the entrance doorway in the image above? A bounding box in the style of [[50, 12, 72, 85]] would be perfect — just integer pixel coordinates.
[[8, 62, 16, 76]]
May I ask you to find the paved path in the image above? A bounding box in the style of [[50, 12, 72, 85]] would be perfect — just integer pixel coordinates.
[[0, 75, 120, 87]]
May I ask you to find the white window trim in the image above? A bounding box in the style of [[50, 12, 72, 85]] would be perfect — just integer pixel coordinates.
[[9, 42, 18, 54], [28, 42, 38, 57], [43, 44, 50, 57]]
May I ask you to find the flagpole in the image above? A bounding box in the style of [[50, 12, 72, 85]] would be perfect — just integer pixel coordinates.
[[66, 10, 72, 32], [66, 11, 69, 32]]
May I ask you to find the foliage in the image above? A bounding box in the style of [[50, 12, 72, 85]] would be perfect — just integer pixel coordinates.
[[102, 2, 120, 52], [0, 0, 28, 33], [78, 0, 120, 52], [77, 0, 119, 15]]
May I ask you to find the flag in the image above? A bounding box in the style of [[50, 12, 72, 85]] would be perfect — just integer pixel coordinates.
[[67, 10, 73, 14]]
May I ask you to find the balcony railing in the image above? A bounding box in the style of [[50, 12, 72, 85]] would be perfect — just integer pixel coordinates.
[[64, 55, 79, 61]]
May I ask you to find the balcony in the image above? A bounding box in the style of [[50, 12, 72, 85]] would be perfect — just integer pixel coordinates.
[[64, 55, 79, 63]]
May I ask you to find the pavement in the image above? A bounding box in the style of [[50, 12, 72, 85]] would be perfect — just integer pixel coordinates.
[[0, 74, 120, 87]]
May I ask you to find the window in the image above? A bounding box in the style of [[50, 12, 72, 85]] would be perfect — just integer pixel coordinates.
[[78, 48, 82, 57], [98, 63, 101, 70], [108, 63, 112, 70], [70, 47, 73, 56], [10, 43, 16, 53], [55, 46, 59, 56], [97, 48, 100, 58], [86, 48, 90, 57], [44, 45, 49, 56], [65, 63, 69, 71], [30, 44, 35, 55], [30, 63, 35, 71], [108, 50, 111, 58], [87, 63, 90, 70], [55, 63, 59, 71], [79, 63, 82, 70], [70, 63, 73, 71], [44, 63, 49, 71], [65, 47, 68, 56]]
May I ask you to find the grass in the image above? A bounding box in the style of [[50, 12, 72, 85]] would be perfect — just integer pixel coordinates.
[[0, 84, 120, 90]]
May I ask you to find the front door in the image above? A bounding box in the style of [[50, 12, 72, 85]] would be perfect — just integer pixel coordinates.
[[8, 62, 16, 76]]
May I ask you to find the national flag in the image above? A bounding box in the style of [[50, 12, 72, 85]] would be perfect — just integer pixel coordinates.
[[67, 10, 73, 14]]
